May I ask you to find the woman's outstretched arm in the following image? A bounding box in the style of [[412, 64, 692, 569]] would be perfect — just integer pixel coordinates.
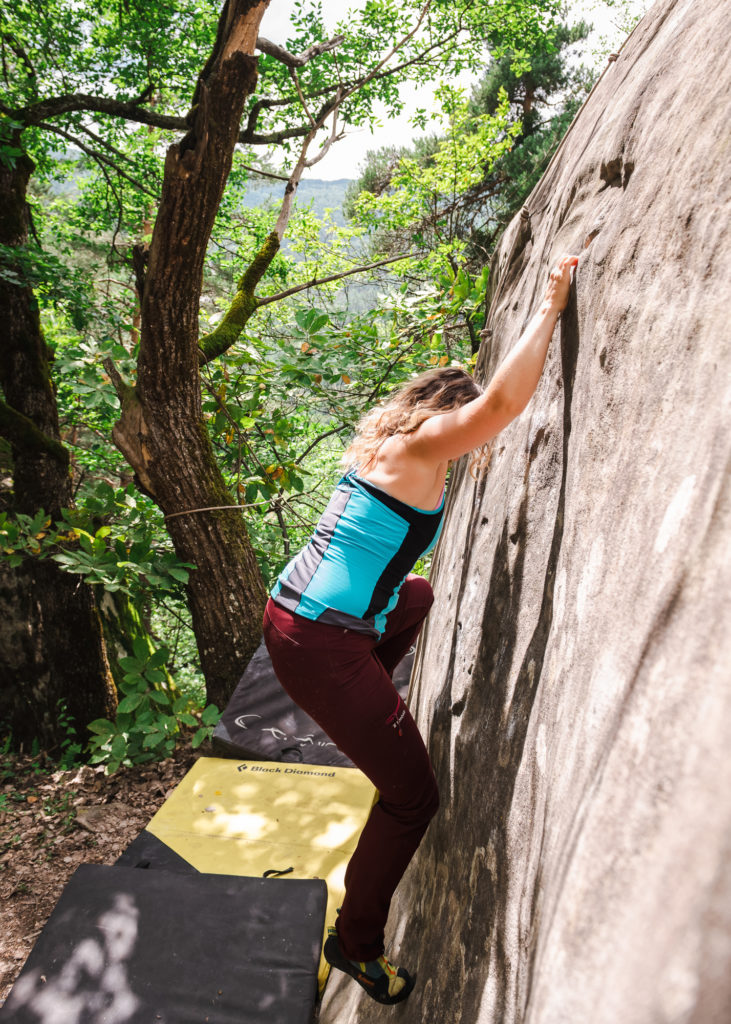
[[409, 254, 578, 464]]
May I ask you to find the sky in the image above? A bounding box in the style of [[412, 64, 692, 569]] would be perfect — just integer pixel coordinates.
[[259, 0, 651, 180]]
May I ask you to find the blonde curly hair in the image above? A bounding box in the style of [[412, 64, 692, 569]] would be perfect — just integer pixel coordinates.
[[342, 366, 491, 476]]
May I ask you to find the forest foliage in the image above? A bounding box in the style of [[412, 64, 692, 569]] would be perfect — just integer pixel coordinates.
[[0, 0, 642, 765]]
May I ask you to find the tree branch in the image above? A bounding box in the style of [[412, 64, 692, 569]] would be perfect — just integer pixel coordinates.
[[198, 231, 281, 366], [8, 92, 186, 129], [75, 121, 145, 170], [304, 101, 344, 168], [96, 158, 125, 259], [290, 67, 316, 127], [240, 124, 314, 145], [257, 251, 419, 308], [8, 88, 325, 148], [295, 424, 348, 465], [267, 0, 432, 222], [256, 33, 345, 68], [240, 4, 441, 138], [366, 334, 423, 404], [2, 32, 37, 85], [255, 420, 283, 466], [198, 240, 419, 368], [102, 357, 135, 405], [273, 92, 342, 242], [40, 122, 159, 198], [202, 378, 272, 483], [240, 162, 289, 182], [7, 3, 449, 160], [241, 4, 434, 145]]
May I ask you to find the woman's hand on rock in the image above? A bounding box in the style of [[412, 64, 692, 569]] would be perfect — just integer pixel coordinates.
[[544, 254, 579, 313]]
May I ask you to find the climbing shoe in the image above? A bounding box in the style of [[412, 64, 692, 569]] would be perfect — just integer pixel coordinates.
[[323, 928, 415, 1005]]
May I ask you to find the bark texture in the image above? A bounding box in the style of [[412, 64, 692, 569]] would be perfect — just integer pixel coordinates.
[[112, 0, 271, 707], [0, 150, 70, 518], [321, 1, 731, 1021], [0, 145, 116, 748]]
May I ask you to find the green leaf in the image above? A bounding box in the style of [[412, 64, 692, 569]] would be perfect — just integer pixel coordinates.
[[191, 727, 208, 749], [200, 704, 220, 726], [294, 309, 312, 330], [310, 313, 330, 334], [111, 734, 127, 761], [147, 648, 169, 669], [117, 693, 144, 714], [149, 691, 172, 707], [87, 718, 115, 736], [119, 656, 145, 673], [119, 676, 145, 695], [78, 531, 94, 554], [167, 567, 189, 583]]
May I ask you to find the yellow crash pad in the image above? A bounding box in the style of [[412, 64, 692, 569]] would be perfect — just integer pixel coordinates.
[[147, 757, 376, 987]]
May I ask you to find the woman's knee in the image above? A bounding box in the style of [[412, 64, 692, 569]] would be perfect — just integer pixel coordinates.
[[403, 573, 434, 612], [391, 767, 439, 826]]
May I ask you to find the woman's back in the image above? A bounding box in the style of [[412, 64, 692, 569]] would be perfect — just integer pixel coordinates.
[[358, 433, 449, 510]]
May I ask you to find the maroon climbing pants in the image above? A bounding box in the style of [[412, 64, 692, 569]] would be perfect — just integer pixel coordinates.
[[262, 575, 439, 961]]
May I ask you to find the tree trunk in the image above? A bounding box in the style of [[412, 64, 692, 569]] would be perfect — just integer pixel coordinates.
[[111, 0, 270, 708], [0, 560, 115, 751], [0, 142, 116, 751]]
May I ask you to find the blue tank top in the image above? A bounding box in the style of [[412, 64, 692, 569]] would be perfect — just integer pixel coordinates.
[[271, 470, 445, 637]]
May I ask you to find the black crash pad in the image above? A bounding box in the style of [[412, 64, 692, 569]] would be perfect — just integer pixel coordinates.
[[212, 637, 414, 767], [0, 863, 327, 1024], [114, 829, 198, 874]]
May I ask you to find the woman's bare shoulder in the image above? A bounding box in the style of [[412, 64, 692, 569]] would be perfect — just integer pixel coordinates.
[[359, 436, 447, 509]]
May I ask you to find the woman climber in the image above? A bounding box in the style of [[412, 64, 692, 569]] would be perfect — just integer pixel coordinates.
[[262, 253, 579, 1005]]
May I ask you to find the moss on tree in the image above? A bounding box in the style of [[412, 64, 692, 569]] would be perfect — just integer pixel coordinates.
[[198, 231, 280, 365]]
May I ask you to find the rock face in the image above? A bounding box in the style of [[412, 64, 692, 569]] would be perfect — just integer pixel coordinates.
[[320, 1, 731, 1021]]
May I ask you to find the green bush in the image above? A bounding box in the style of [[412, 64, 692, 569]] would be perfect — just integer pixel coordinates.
[[87, 639, 220, 773]]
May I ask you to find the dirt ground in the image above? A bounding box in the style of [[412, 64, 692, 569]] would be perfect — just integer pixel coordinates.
[[0, 744, 201, 1007]]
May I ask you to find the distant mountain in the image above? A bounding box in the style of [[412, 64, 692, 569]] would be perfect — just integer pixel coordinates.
[[45, 163, 378, 308], [45, 154, 353, 225], [240, 177, 352, 225]]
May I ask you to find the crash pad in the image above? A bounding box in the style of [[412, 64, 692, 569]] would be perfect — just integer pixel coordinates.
[[145, 756, 377, 986], [115, 828, 198, 874], [212, 637, 414, 766], [0, 863, 326, 1024]]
